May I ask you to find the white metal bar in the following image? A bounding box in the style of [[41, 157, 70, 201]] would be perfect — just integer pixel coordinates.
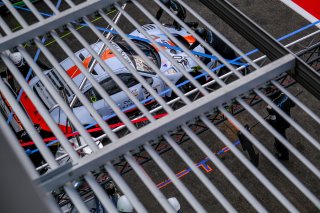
[[219, 106, 320, 207], [150, 0, 245, 79], [131, 0, 227, 87], [64, 0, 76, 8], [34, 37, 119, 142], [68, 6, 125, 109], [163, 133, 237, 212], [67, 21, 156, 124], [236, 97, 320, 177], [22, 0, 45, 21], [43, 0, 61, 15], [1, 52, 79, 162], [46, 193, 64, 212], [0, 16, 12, 35], [2, 0, 28, 28], [37, 55, 295, 190], [86, 11, 178, 112], [100, 33, 308, 136], [49, 29, 138, 133], [104, 162, 148, 213], [19, 23, 320, 172], [0, 110, 39, 179], [83, 172, 118, 213], [0, 77, 59, 169], [124, 153, 177, 213], [176, 0, 261, 70], [255, 89, 320, 152], [113, 4, 209, 96], [144, 142, 207, 212], [98, 9, 191, 105], [64, 183, 89, 213], [286, 31, 320, 50], [0, 0, 117, 52], [200, 115, 299, 212], [181, 124, 267, 213], [272, 81, 320, 125], [1, 1, 320, 212], [114, 3, 209, 97], [17, 45, 100, 153]]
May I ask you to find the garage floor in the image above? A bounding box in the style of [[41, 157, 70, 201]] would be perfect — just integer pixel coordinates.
[[0, 0, 319, 212]]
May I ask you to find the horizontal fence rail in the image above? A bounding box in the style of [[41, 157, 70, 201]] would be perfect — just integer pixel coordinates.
[[0, 0, 319, 212]]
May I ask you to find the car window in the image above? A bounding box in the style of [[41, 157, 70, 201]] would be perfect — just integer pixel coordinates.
[[117, 40, 160, 73], [134, 41, 161, 70], [118, 73, 139, 88], [84, 77, 120, 103], [101, 77, 122, 96], [80, 73, 139, 104]]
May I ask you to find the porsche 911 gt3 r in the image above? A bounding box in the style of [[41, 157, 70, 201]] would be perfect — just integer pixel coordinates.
[[8, 24, 207, 135]]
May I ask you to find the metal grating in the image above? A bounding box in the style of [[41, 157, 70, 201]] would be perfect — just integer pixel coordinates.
[[0, 0, 319, 212]]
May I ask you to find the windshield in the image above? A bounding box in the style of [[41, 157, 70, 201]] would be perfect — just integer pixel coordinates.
[[116, 40, 160, 74]]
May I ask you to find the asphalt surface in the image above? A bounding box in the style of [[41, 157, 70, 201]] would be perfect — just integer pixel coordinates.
[[118, 1, 320, 213], [0, 0, 319, 212]]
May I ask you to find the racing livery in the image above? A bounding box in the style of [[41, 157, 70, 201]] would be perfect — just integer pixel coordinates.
[[2, 24, 207, 137]]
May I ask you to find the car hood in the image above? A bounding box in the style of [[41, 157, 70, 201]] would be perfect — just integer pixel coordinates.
[[129, 24, 204, 72]]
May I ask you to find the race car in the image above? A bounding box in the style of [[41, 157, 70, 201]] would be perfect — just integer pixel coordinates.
[[18, 23, 207, 135]]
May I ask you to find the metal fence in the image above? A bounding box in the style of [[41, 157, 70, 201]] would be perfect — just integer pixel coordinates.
[[0, 0, 319, 212]]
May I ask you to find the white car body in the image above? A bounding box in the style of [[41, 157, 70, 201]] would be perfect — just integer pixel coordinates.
[[27, 24, 206, 129]]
